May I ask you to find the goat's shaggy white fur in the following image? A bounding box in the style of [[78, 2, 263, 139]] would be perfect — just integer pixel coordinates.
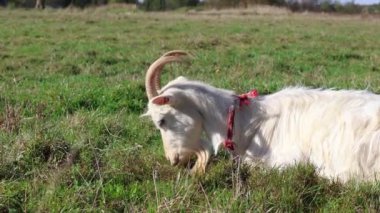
[[145, 76, 380, 182]]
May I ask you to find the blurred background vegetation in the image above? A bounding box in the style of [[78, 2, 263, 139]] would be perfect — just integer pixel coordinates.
[[1, 0, 380, 14]]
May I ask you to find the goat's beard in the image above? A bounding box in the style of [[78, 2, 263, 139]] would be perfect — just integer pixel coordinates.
[[190, 148, 211, 174], [187, 139, 212, 175], [167, 139, 212, 174], [174, 150, 209, 174]]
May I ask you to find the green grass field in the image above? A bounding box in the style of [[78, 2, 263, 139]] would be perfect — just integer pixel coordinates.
[[1, 6, 380, 211]]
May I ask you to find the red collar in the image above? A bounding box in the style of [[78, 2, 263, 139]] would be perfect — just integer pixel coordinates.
[[223, 89, 259, 151]]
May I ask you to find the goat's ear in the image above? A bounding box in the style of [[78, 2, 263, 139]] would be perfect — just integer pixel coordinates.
[[152, 95, 172, 105]]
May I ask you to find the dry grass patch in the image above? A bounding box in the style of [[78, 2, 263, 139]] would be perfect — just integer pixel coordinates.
[[0, 105, 21, 133]]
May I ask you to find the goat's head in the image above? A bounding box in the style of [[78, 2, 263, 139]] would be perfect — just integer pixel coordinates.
[[143, 51, 208, 172]]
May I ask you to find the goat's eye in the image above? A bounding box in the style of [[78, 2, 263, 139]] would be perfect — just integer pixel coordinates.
[[158, 119, 166, 127]]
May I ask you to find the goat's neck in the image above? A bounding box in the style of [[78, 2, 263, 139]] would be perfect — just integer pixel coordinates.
[[204, 100, 265, 158], [190, 90, 255, 155]]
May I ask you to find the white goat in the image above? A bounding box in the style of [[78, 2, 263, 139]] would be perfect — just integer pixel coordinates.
[[143, 50, 380, 182]]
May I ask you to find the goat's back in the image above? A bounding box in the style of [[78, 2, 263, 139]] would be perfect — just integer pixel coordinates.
[[255, 88, 380, 182]]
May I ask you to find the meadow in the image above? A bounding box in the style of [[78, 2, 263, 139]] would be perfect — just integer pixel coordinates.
[[1, 5, 380, 211]]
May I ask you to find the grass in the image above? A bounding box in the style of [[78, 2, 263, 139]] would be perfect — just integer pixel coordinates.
[[1, 5, 380, 211]]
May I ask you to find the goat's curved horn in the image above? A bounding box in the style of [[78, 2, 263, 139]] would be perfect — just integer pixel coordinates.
[[161, 50, 188, 57], [145, 51, 189, 100], [152, 50, 189, 93]]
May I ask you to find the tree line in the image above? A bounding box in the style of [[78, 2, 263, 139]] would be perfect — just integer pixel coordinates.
[[1, 0, 379, 14]]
